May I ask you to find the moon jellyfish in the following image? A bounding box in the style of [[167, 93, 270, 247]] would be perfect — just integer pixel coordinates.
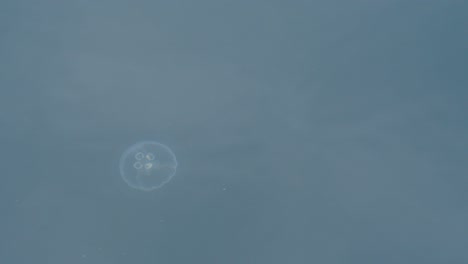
[[119, 141, 178, 191]]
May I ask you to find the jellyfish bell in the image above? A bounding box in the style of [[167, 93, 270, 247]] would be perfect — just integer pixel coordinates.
[[120, 141, 177, 191]]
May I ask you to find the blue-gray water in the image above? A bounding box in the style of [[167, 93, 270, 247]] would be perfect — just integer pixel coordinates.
[[1, 1, 467, 263]]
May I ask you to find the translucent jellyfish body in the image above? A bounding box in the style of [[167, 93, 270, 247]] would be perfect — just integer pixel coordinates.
[[119, 141, 177, 191]]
